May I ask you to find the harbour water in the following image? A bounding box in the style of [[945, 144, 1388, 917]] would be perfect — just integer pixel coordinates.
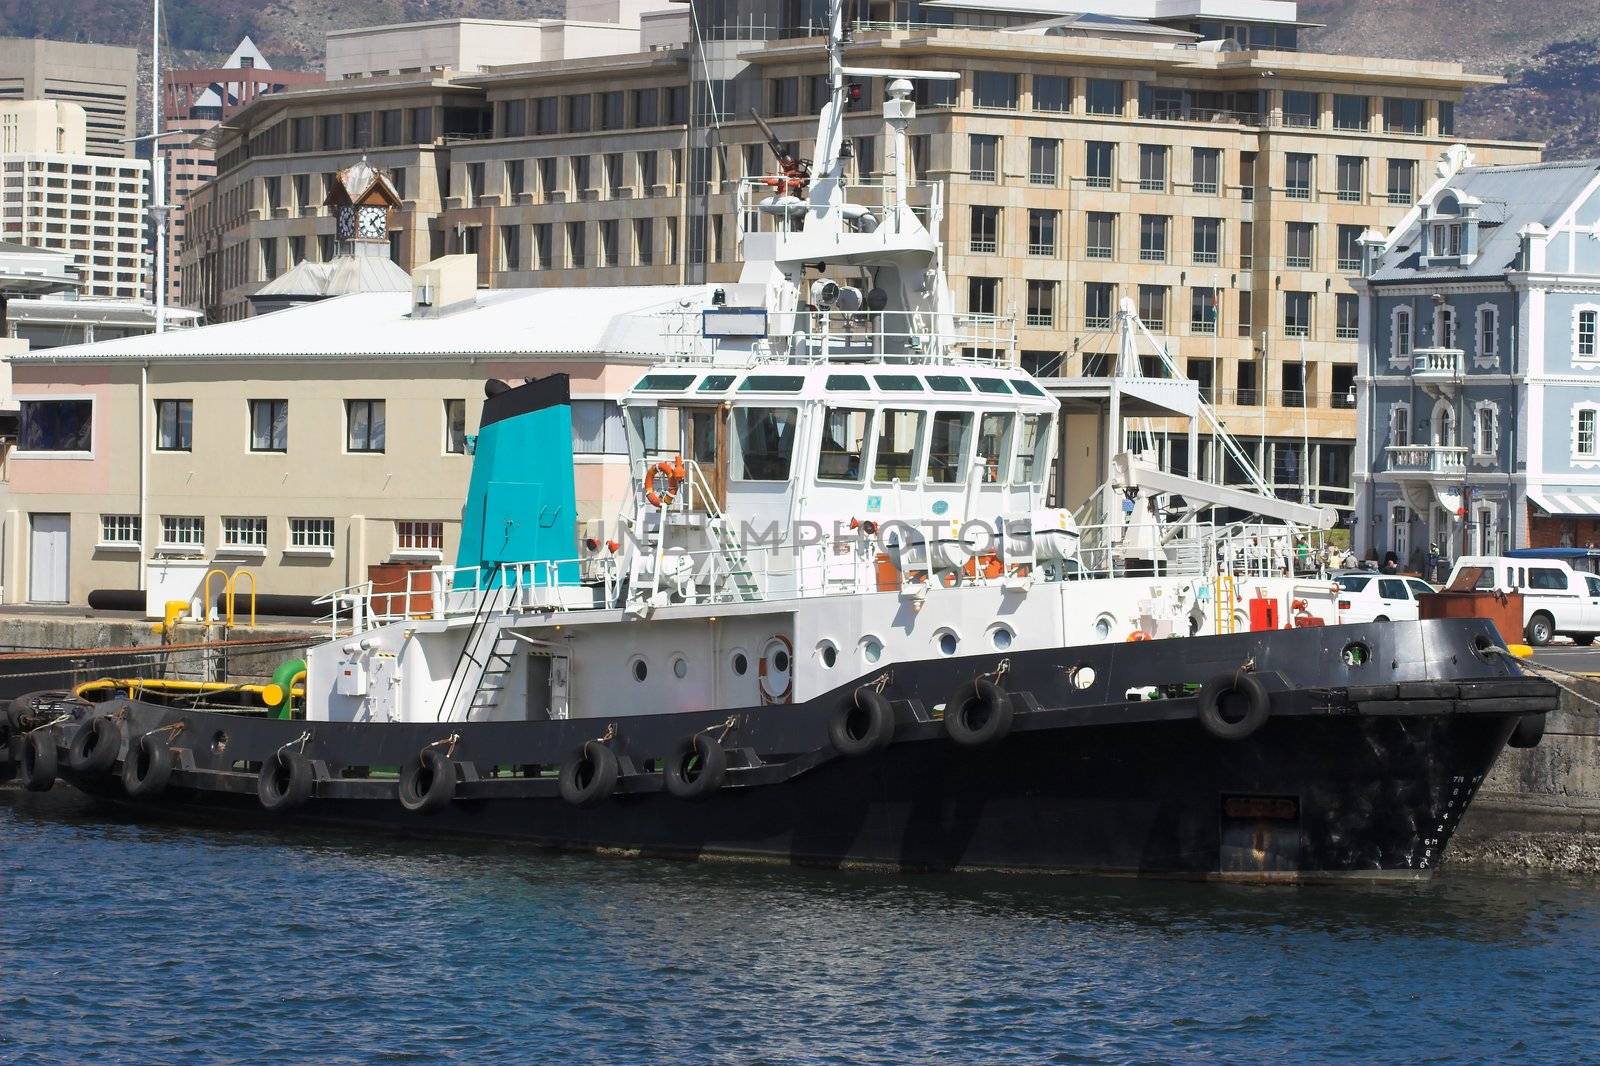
[[4, 788, 1598, 1063]]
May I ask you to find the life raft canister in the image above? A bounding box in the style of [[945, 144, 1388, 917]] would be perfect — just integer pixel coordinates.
[[645, 455, 686, 508], [758, 635, 794, 704]]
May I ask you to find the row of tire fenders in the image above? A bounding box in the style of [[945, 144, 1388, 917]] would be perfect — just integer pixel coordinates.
[[5, 671, 1275, 808]]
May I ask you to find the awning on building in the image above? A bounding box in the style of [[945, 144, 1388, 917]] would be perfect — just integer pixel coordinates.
[[1527, 491, 1600, 517]]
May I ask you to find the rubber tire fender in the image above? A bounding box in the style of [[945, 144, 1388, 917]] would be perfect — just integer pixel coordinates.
[[257, 749, 315, 812], [943, 679, 1013, 748], [19, 729, 57, 792], [663, 733, 728, 801], [1197, 672, 1271, 741], [830, 687, 896, 756], [122, 733, 174, 798], [558, 740, 619, 808], [398, 747, 457, 814], [66, 715, 122, 775], [1508, 712, 1546, 749]]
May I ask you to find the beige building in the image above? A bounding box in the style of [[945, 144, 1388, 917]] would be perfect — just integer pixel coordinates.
[[178, 14, 1539, 517], [0, 37, 140, 158], [0, 101, 150, 300]]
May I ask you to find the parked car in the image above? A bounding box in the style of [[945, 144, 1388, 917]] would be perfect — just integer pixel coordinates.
[[1334, 571, 1437, 624], [1446, 555, 1600, 645]]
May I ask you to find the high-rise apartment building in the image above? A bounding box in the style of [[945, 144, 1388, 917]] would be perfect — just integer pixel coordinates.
[[0, 101, 149, 299], [179, 2, 1542, 519], [0, 37, 139, 158]]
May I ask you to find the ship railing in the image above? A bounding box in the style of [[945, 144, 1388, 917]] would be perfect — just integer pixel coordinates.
[[654, 307, 1017, 366], [735, 176, 943, 240]]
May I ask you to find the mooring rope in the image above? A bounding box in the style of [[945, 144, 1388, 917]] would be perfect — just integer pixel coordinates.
[[1487, 648, 1600, 716]]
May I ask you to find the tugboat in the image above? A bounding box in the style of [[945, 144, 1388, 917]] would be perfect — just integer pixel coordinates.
[[0, 3, 1557, 880]]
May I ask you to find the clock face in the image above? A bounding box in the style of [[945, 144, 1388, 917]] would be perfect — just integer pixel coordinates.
[[358, 204, 387, 239], [336, 206, 355, 239]]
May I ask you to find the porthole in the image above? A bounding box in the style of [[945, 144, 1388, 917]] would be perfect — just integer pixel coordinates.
[[211, 730, 229, 755], [817, 640, 838, 668], [731, 651, 749, 675], [673, 655, 688, 679], [989, 624, 1014, 651], [1093, 614, 1115, 640], [774, 648, 790, 673], [1342, 641, 1370, 667], [936, 629, 959, 656], [1069, 664, 1096, 690], [860, 637, 884, 663], [631, 657, 648, 682]]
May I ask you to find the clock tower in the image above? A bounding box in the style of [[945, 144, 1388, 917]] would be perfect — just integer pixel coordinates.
[[324, 156, 402, 256]]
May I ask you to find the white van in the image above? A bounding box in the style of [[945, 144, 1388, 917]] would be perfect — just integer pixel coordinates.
[[1446, 555, 1600, 645]]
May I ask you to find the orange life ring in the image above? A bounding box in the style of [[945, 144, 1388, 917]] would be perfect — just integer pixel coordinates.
[[1127, 631, 1152, 642], [644, 457, 684, 508]]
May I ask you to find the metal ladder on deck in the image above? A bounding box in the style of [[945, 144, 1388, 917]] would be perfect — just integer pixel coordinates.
[[682, 462, 762, 603]]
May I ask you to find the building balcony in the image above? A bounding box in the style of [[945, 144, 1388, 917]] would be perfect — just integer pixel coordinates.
[[1386, 445, 1468, 479], [1411, 347, 1463, 396]]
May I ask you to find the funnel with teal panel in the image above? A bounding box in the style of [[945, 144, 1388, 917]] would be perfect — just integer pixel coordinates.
[[454, 374, 580, 588]]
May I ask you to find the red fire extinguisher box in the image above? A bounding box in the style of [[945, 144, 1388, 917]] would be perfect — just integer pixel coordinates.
[[1249, 597, 1280, 632]]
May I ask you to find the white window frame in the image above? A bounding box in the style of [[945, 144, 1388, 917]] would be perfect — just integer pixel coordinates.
[[287, 517, 336, 556], [1471, 400, 1499, 463], [1471, 499, 1500, 556], [1389, 400, 1411, 447], [443, 398, 467, 455], [1388, 501, 1410, 561], [12, 394, 96, 459], [220, 516, 268, 555], [159, 515, 205, 551], [1574, 402, 1600, 467], [98, 513, 141, 550], [394, 520, 445, 559], [1474, 303, 1500, 369], [1389, 306, 1413, 369], [1434, 305, 1458, 350], [1575, 304, 1600, 365]]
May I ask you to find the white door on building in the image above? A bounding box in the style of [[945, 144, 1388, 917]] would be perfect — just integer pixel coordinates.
[[29, 513, 70, 603]]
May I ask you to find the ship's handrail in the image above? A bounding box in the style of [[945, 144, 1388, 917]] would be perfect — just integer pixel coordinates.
[[735, 175, 944, 239], [655, 307, 1017, 366]]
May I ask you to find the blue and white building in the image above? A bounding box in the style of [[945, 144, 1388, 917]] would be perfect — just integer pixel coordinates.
[[1353, 150, 1600, 568]]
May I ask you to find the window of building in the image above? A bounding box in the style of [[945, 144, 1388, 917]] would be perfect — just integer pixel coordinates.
[[1085, 211, 1113, 259], [1236, 358, 1258, 404], [1285, 153, 1313, 200], [318, 114, 342, 150], [1240, 220, 1254, 269], [17, 398, 92, 452], [221, 516, 268, 550], [600, 219, 620, 266], [635, 218, 654, 265], [1240, 151, 1257, 201], [1085, 141, 1114, 189], [974, 71, 1019, 110], [968, 134, 998, 182], [1474, 401, 1498, 458], [1086, 78, 1123, 116], [1192, 217, 1220, 265], [1026, 280, 1056, 327], [1477, 305, 1499, 363], [634, 88, 659, 127], [1275, 86, 1321, 127], [290, 518, 335, 550], [1029, 209, 1059, 256], [1191, 288, 1218, 334], [1337, 156, 1364, 203], [567, 94, 592, 132], [568, 221, 586, 268], [572, 400, 627, 456], [1333, 94, 1369, 131], [160, 515, 204, 549], [1138, 285, 1167, 332], [1138, 145, 1167, 191], [1393, 306, 1414, 363], [1576, 406, 1600, 460], [1139, 215, 1168, 263], [1192, 148, 1220, 195], [1337, 225, 1364, 272], [444, 399, 467, 454], [1086, 282, 1114, 330], [533, 223, 553, 269], [1337, 294, 1360, 339], [1384, 97, 1424, 134], [99, 514, 140, 547], [968, 277, 999, 315], [1439, 100, 1456, 137], [248, 399, 287, 452], [346, 399, 385, 453], [1029, 138, 1060, 186], [1388, 159, 1416, 205], [1438, 305, 1459, 350], [155, 398, 192, 451], [1578, 308, 1600, 360], [601, 91, 625, 130], [1286, 222, 1315, 269], [1285, 292, 1313, 338], [395, 520, 445, 555], [1034, 74, 1069, 113], [1433, 221, 1464, 257], [969, 206, 999, 254], [1239, 291, 1254, 339]]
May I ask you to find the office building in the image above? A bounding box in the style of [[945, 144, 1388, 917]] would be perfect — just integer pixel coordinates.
[[0, 37, 139, 158]]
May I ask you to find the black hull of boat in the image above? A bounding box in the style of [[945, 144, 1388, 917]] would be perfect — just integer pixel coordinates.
[[3, 619, 1558, 882]]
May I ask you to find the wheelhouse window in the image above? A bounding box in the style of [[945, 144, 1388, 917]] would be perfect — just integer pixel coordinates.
[[156, 399, 192, 451], [346, 399, 386, 452], [1014, 414, 1053, 485], [731, 407, 798, 481], [817, 407, 871, 483], [17, 398, 92, 452], [976, 413, 1014, 483], [249, 399, 287, 452], [926, 412, 974, 485], [873, 409, 926, 482]]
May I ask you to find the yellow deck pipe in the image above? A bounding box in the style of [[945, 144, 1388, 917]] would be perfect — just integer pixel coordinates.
[[72, 678, 305, 707]]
